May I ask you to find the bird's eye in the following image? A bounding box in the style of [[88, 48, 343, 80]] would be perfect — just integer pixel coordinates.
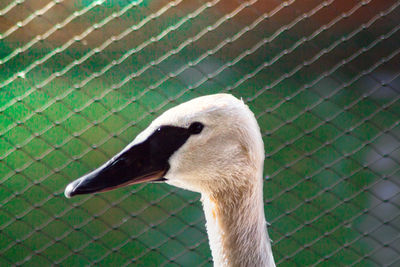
[[188, 122, 204, 134]]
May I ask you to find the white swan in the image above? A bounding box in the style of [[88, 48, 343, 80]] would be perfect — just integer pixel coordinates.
[[65, 94, 276, 267]]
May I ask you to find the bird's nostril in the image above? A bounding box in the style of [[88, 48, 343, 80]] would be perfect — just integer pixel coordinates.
[[136, 160, 143, 168]]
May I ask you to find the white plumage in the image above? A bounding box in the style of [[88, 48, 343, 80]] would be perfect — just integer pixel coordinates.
[[65, 93, 275, 266]]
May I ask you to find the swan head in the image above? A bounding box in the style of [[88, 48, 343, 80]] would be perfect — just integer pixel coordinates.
[[65, 93, 264, 197]]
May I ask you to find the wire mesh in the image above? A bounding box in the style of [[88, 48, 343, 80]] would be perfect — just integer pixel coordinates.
[[1, 0, 399, 266]]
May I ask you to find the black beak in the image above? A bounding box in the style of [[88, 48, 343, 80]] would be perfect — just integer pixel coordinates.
[[64, 125, 199, 198], [64, 158, 167, 198]]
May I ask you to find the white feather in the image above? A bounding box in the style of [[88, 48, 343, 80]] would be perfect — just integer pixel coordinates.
[[133, 94, 275, 267]]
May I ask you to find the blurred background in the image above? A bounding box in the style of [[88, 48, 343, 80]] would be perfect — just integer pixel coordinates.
[[1, 0, 399, 266]]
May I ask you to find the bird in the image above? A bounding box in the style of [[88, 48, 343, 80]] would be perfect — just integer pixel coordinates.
[[65, 93, 276, 267]]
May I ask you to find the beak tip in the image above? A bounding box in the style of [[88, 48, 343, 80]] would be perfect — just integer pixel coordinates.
[[64, 181, 76, 198]]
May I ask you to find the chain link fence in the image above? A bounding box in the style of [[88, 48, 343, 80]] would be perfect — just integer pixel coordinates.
[[1, 0, 399, 266]]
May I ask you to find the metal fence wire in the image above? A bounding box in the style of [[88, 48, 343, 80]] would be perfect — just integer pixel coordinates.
[[1, 0, 399, 266]]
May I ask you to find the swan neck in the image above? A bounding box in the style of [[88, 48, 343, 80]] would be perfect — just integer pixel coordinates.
[[201, 178, 275, 267]]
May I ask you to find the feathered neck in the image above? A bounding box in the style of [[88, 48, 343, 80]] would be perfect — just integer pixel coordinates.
[[201, 174, 275, 267]]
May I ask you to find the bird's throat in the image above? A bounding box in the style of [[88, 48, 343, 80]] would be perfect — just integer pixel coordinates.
[[201, 182, 275, 267]]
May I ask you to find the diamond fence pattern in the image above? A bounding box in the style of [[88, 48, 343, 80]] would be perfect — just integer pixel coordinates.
[[0, 0, 399, 266]]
